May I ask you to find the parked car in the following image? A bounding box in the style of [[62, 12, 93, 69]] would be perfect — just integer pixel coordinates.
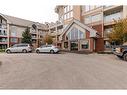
[[113, 45, 127, 61], [5, 43, 33, 53], [36, 45, 60, 54]]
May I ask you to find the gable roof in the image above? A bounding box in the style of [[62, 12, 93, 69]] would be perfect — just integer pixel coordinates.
[[0, 13, 47, 30], [62, 19, 98, 38]]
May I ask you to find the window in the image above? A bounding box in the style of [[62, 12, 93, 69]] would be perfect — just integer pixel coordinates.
[[84, 16, 91, 24], [67, 27, 85, 40], [67, 13, 69, 19], [79, 30, 84, 39], [12, 44, 18, 47], [41, 45, 46, 48], [64, 6, 67, 13], [0, 24, 2, 28], [2, 19, 6, 24], [92, 14, 101, 22], [84, 14, 101, 24], [3, 30, 7, 35], [70, 11, 73, 18], [60, 15, 63, 22], [64, 42, 68, 48], [2, 25, 7, 29], [104, 12, 122, 23], [0, 30, 7, 35], [11, 26, 17, 36], [70, 6, 73, 10], [47, 45, 52, 47], [10, 38, 18, 43], [0, 38, 7, 42], [85, 5, 90, 12], [11, 31, 17, 36], [17, 44, 28, 47], [64, 5, 73, 14], [0, 30, 1, 35], [104, 28, 113, 37], [81, 40, 89, 49]]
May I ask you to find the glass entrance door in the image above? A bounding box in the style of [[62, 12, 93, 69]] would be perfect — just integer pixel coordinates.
[[70, 41, 78, 51]]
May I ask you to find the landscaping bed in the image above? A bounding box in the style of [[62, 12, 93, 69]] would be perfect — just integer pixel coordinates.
[[0, 49, 5, 53]]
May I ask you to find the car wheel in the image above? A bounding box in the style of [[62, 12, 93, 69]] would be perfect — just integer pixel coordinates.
[[22, 49, 27, 53], [6, 50, 11, 54], [36, 50, 40, 53], [50, 50, 54, 54], [117, 55, 123, 59], [123, 53, 127, 61]]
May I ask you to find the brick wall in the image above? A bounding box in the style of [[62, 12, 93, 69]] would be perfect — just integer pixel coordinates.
[[90, 38, 94, 52], [92, 24, 103, 37], [86, 30, 90, 39], [95, 38, 104, 52]]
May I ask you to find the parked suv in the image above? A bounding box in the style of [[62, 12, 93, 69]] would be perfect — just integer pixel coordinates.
[[36, 45, 60, 54], [114, 45, 127, 61], [5, 43, 33, 53]]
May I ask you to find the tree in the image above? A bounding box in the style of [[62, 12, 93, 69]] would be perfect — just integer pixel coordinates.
[[108, 18, 127, 45], [21, 27, 32, 44], [43, 34, 53, 45]]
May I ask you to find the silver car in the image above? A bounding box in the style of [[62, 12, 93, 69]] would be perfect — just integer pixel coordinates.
[[5, 43, 33, 53], [36, 45, 60, 54]]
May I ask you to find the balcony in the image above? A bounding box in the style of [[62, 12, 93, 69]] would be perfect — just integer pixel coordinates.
[[49, 29, 63, 36], [30, 29, 37, 34], [104, 12, 123, 25], [0, 24, 7, 29], [32, 36, 37, 39], [104, 28, 113, 38], [0, 33, 7, 37], [103, 5, 122, 12], [0, 40, 8, 44], [0, 29, 7, 37]]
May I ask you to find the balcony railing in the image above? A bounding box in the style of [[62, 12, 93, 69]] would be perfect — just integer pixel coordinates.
[[0, 33, 7, 36], [104, 12, 122, 23], [32, 36, 37, 39], [0, 40, 8, 44]]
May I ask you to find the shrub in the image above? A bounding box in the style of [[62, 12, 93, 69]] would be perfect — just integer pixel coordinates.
[[0, 49, 5, 52]]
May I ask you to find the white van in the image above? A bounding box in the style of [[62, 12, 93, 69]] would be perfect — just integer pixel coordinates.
[[5, 43, 33, 53]]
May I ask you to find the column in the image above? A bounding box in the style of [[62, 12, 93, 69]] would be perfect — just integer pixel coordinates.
[[123, 6, 127, 18], [55, 26, 58, 46], [7, 24, 10, 48]]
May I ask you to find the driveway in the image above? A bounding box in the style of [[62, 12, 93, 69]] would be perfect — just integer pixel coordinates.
[[0, 53, 127, 89]]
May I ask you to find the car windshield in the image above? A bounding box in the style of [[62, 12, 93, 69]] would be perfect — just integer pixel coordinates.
[[47, 45, 52, 47], [40, 45, 46, 48], [11, 44, 17, 47]]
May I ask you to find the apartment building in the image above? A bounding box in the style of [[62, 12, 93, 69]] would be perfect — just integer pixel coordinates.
[[0, 5, 127, 52], [45, 21, 63, 47], [82, 5, 127, 51], [0, 13, 47, 49], [50, 5, 127, 52]]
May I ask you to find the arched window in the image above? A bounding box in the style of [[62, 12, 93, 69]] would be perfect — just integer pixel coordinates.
[[66, 27, 85, 40]]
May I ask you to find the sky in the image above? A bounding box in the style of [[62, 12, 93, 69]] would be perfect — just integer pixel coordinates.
[[0, 0, 59, 23], [0, 0, 126, 24]]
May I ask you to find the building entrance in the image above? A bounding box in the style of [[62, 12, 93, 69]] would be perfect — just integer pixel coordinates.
[[70, 41, 78, 51]]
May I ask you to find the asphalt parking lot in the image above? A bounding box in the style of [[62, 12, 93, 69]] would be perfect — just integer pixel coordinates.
[[0, 52, 127, 89]]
